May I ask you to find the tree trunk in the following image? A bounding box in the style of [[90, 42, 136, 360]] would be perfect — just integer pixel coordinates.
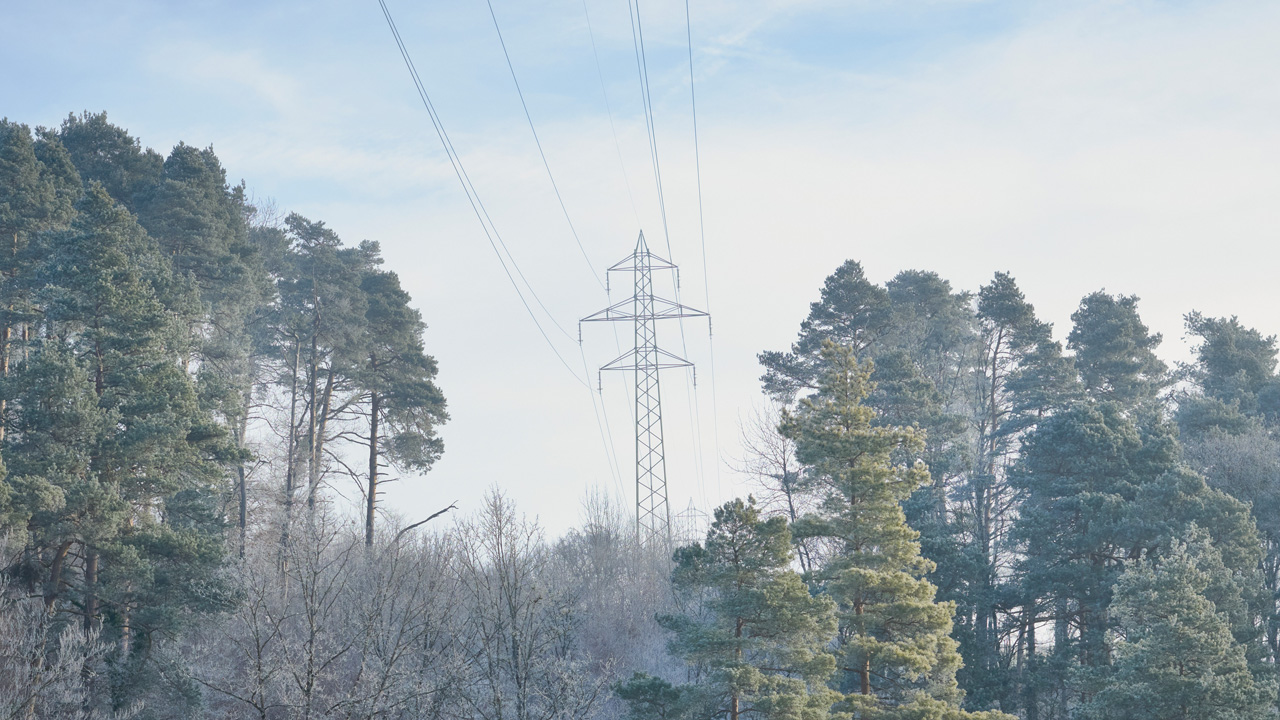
[[1025, 604, 1039, 720], [1, 231, 15, 442], [308, 366, 335, 511], [234, 363, 254, 558], [366, 390, 379, 546], [84, 550, 99, 632], [856, 599, 871, 695], [976, 328, 1004, 678], [44, 540, 73, 610], [975, 476, 992, 673], [305, 303, 321, 514], [732, 615, 743, 720], [281, 337, 302, 560], [0, 324, 9, 442], [120, 603, 132, 658], [233, 413, 248, 558], [236, 451, 248, 558]]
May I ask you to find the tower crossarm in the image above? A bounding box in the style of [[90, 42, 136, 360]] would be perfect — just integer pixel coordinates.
[[580, 295, 708, 324], [607, 251, 677, 273], [599, 346, 695, 372]]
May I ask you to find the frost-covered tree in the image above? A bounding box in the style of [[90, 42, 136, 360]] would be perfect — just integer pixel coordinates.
[[1077, 538, 1275, 720]]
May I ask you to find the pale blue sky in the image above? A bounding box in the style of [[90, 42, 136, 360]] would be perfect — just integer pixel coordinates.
[[5, 0, 1280, 533]]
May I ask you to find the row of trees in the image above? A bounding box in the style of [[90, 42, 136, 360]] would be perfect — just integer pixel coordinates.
[[620, 343, 1011, 720], [740, 261, 1280, 718], [0, 113, 446, 716], [5, 110, 1279, 720], [1, 487, 673, 720]]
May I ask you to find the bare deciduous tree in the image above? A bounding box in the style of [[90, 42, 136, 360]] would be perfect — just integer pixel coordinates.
[[454, 491, 610, 720], [184, 508, 461, 720], [736, 403, 816, 572]]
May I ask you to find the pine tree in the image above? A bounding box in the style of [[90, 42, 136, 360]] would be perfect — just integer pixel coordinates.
[[9, 183, 234, 709], [0, 121, 81, 448], [999, 319, 1080, 442], [0, 120, 79, 246], [1182, 312, 1278, 416], [958, 272, 1052, 712], [782, 341, 1011, 720], [133, 141, 268, 551], [1007, 398, 1270, 719], [1067, 292, 1167, 407], [618, 497, 841, 720], [992, 313, 1081, 719], [57, 111, 163, 211], [876, 272, 974, 610], [759, 260, 892, 399], [759, 262, 988, 711], [1010, 404, 1178, 675], [1177, 312, 1280, 436], [1177, 312, 1280, 668], [1077, 537, 1275, 720], [2, 342, 105, 585], [356, 260, 446, 545], [269, 214, 368, 522]]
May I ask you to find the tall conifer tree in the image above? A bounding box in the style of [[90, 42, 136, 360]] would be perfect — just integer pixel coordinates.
[[782, 342, 1011, 720], [1067, 292, 1167, 407], [356, 261, 446, 545], [0, 121, 80, 446], [7, 183, 233, 708], [58, 112, 162, 211]]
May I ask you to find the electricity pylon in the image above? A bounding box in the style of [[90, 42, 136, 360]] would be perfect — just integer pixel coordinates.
[[581, 231, 708, 546]]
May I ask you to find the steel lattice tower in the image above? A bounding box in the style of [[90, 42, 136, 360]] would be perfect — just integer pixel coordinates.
[[581, 231, 708, 546]]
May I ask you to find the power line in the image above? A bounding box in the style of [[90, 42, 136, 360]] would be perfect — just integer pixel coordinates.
[[579, 0, 646, 504], [626, 0, 672, 258], [378, 0, 631, 499], [482, 0, 631, 491], [376, 0, 588, 389], [579, 345, 625, 495], [626, 0, 710, 499], [581, 0, 641, 227], [684, 0, 723, 498], [579, 0, 640, 437], [484, 0, 606, 291]]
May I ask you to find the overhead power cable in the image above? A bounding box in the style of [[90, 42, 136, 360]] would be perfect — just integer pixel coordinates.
[[484, 0, 627, 487], [684, 0, 723, 496], [376, 0, 588, 390], [580, 344, 626, 496], [626, 0, 710, 500], [378, 0, 626, 491], [579, 0, 641, 485], [581, 0, 641, 227], [484, 0, 605, 291], [626, 0, 673, 259]]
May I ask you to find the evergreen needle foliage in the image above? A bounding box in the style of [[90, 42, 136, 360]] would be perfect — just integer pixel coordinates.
[[1077, 536, 1275, 720], [619, 497, 840, 720], [0, 113, 448, 716], [781, 342, 1012, 720]]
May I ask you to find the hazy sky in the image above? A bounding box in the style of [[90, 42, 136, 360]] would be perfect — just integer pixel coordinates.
[[5, 0, 1280, 535]]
